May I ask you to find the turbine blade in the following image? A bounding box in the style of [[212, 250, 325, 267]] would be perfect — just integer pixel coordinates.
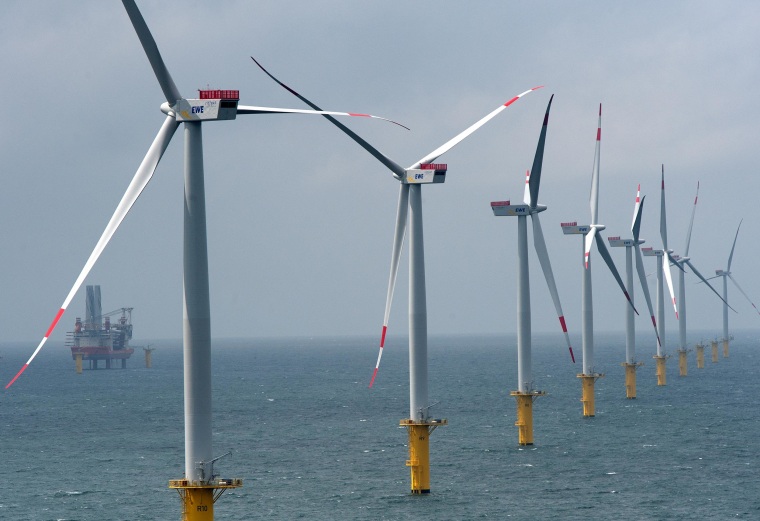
[[235, 105, 409, 129], [251, 57, 407, 178], [727, 219, 742, 272], [408, 86, 544, 169], [531, 213, 574, 362], [685, 259, 735, 312], [635, 243, 661, 347], [589, 104, 601, 224], [660, 164, 668, 251], [122, 0, 181, 104], [596, 233, 638, 315], [523, 170, 531, 205], [728, 274, 760, 316], [583, 227, 597, 269], [631, 186, 643, 241], [528, 95, 554, 209], [662, 255, 679, 320], [369, 184, 410, 388], [6, 116, 179, 389], [683, 181, 699, 256]]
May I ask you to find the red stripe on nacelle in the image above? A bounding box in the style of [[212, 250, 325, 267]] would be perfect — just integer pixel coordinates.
[[45, 308, 66, 338], [5, 364, 29, 389]]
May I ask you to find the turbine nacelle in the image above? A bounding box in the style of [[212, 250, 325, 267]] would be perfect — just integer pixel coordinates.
[[491, 201, 546, 217], [403, 163, 447, 184], [171, 90, 240, 122], [716, 269, 728, 276], [642, 247, 664, 258], [560, 222, 605, 235], [607, 236, 634, 247]]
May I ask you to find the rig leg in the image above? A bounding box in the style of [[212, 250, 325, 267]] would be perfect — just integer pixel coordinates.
[[75, 353, 83, 374], [511, 391, 546, 445], [711, 341, 719, 363], [678, 349, 688, 377], [696, 344, 705, 369], [577, 374, 603, 417], [401, 419, 447, 494], [622, 363, 642, 399], [654, 355, 667, 386], [723, 339, 729, 358]]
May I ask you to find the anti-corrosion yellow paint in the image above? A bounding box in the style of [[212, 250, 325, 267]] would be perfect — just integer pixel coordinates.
[[510, 391, 546, 445], [723, 339, 729, 358], [711, 340, 719, 363], [577, 374, 602, 417], [400, 419, 447, 494], [622, 363, 642, 399], [75, 353, 83, 374], [654, 355, 667, 386], [696, 344, 705, 368], [678, 349, 688, 377], [169, 478, 242, 521]]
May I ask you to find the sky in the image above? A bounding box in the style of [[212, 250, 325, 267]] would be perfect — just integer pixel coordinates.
[[2, 1, 760, 360]]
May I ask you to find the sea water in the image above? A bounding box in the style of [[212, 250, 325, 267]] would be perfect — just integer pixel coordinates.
[[1, 332, 758, 520]]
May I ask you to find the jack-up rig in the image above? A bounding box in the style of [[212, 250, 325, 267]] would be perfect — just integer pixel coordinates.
[[67, 285, 135, 372]]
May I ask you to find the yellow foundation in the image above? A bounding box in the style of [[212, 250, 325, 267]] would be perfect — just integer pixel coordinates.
[[144, 348, 154, 368], [510, 391, 546, 445], [75, 352, 83, 374], [400, 418, 447, 494], [711, 340, 719, 363], [654, 355, 667, 386], [678, 349, 688, 377], [723, 339, 729, 358], [621, 362, 643, 399], [696, 344, 705, 369], [577, 374, 603, 417], [169, 479, 242, 521]]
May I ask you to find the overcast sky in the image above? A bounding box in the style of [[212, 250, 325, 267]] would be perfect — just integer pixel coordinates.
[[2, 1, 760, 362]]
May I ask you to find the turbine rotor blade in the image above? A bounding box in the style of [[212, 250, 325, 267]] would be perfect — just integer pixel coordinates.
[[122, 0, 181, 104], [523, 170, 531, 205], [6, 116, 179, 389], [528, 95, 554, 209], [660, 164, 668, 251], [531, 213, 574, 362], [369, 184, 410, 388], [235, 105, 409, 129], [584, 227, 597, 269], [635, 243, 661, 347], [631, 186, 643, 241], [589, 104, 601, 224], [684, 181, 699, 256], [251, 57, 407, 178], [727, 219, 742, 272], [685, 259, 735, 312], [596, 233, 638, 315], [408, 86, 544, 169], [728, 274, 760, 316], [662, 254, 679, 320]]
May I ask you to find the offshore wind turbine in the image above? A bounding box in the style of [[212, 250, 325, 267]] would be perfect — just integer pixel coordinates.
[[664, 180, 731, 376], [607, 185, 660, 398], [252, 57, 541, 494], [6, 1, 404, 518], [561, 104, 637, 416], [490, 95, 575, 445], [711, 220, 760, 357]]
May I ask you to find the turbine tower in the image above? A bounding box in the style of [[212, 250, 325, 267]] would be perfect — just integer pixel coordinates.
[[252, 57, 541, 493], [490, 96, 575, 445], [7, 2, 404, 518], [663, 180, 730, 376], [711, 220, 760, 357], [561, 104, 637, 416], [607, 185, 660, 398]]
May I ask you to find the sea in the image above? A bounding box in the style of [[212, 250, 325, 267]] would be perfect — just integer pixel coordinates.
[[1, 331, 758, 520]]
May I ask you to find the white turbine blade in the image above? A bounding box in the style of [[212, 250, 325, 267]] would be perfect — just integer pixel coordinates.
[[250, 57, 407, 178], [122, 0, 181, 104], [635, 243, 661, 347], [235, 105, 410, 129], [728, 274, 760, 316], [527, 95, 554, 209], [589, 104, 601, 224], [660, 164, 668, 251], [6, 116, 179, 389], [583, 227, 597, 269], [531, 213, 575, 363], [369, 184, 410, 388], [631, 185, 643, 240], [662, 255, 679, 320], [408, 86, 544, 169], [596, 233, 638, 315], [685, 259, 735, 311], [523, 170, 531, 205], [683, 181, 699, 256], [727, 219, 742, 272]]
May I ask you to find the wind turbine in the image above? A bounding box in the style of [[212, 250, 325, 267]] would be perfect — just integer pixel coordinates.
[[561, 104, 637, 416], [251, 57, 542, 493], [641, 166, 679, 386], [663, 180, 731, 376], [710, 220, 760, 357], [607, 184, 660, 399], [6, 1, 405, 517], [490, 95, 575, 445]]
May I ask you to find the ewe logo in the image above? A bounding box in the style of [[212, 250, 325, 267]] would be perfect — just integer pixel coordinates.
[[191, 106, 204, 114]]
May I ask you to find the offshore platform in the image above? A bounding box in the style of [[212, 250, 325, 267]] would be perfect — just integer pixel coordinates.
[[67, 285, 135, 371]]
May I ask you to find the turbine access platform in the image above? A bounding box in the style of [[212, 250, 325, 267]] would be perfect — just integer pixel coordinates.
[[66, 285, 135, 372]]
